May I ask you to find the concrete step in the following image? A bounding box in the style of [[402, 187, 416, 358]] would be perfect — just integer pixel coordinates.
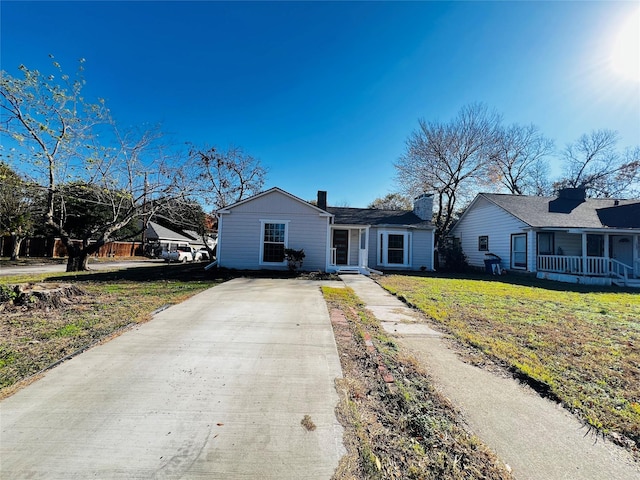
[[612, 279, 640, 288]]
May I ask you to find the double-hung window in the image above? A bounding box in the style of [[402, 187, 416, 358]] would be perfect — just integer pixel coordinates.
[[378, 231, 411, 267], [260, 221, 288, 264]]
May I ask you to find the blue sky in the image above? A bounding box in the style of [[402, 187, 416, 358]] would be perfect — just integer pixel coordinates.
[[2, 1, 639, 207]]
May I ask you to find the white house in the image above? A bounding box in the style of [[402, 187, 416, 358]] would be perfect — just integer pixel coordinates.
[[449, 188, 640, 287], [216, 187, 435, 274]]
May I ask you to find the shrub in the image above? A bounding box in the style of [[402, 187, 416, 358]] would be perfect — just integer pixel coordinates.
[[284, 248, 305, 272], [438, 241, 469, 273]]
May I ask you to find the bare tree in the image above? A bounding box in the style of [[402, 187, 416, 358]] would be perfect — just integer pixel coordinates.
[[491, 124, 554, 195], [1, 58, 187, 271], [186, 145, 266, 259], [189, 145, 266, 209], [555, 129, 640, 198], [395, 103, 502, 240], [368, 193, 412, 210]]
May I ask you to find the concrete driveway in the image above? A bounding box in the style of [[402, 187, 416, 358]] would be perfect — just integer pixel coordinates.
[[0, 278, 345, 479]]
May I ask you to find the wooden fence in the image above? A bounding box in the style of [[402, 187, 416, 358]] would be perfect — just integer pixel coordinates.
[[1, 235, 143, 258]]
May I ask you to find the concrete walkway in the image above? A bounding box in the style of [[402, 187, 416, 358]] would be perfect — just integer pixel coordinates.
[[340, 274, 639, 480], [1, 278, 345, 479]]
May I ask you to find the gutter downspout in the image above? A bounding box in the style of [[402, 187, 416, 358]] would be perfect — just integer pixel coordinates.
[[216, 213, 223, 268]]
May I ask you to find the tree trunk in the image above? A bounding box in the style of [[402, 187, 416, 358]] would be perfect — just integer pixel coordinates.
[[10, 234, 23, 261], [65, 239, 102, 272], [66, 251, 90, 272]]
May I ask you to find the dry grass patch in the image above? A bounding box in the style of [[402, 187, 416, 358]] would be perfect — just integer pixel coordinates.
[[0, 264, 222, 396], [325, 286, 514, 480], [378, 274, 640, 452]]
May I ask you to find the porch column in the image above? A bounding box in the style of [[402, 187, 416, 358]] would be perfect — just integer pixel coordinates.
[[604, 234, 610, 275], [581, 233, 587, 276], [634, 235, 639, 276]]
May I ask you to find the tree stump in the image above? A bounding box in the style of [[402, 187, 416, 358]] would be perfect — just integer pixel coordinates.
[[6, 283, 86, 309]]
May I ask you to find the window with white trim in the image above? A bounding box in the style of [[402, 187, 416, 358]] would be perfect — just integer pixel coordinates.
[[378, 231, 411, 266], [260, 221, 288, 264]]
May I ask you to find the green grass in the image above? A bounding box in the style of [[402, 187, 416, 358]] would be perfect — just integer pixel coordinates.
[[377, 274, 640, 448], [0, 263, 224, 394]]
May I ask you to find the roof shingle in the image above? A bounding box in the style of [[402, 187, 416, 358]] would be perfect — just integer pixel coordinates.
[[481, 194, 640, 229], [326, 207, 431, 228]]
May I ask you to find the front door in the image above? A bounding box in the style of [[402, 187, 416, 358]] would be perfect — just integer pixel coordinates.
[[333, 230, 349, 265], [611, 235, 633, 267]]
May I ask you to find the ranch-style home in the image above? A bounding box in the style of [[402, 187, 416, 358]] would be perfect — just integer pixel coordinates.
[[449, 188, 640, 287], [216, 187, 435, 274]]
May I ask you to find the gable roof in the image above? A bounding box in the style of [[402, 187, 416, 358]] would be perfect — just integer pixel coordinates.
[[327, 207, 432, 228], [217, 187, 331, 215], [145, 221, 194, 243], [473, 193, 640, 229]]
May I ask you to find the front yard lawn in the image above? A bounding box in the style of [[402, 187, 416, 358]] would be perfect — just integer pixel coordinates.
[[377, 274, 640, 451]]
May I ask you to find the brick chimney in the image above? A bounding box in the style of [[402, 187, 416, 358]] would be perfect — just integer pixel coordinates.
[[317, 190, 327, 211], [413, 193, 433, 221]]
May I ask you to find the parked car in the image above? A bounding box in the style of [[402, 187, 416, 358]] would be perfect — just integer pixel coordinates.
[[193, 248, 210, 262], [161, 245, 194, 263]]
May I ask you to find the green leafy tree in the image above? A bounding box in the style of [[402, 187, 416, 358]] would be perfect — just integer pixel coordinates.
[[368, 193, 412, 210], [0, 162, 41, 259], [52, 182, 142, 258], [0, 57, 188, 271]]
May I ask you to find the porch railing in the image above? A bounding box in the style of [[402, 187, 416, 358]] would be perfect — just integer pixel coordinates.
[[537, 255, 634, 279], [537, 255, 584, 274], [609, 258, 631, 284]]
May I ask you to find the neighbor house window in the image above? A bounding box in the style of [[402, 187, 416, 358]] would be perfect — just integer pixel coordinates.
[[537, 232, 554, 255], [478, 236, 489, 251], [260, 221, 288, 264], [378, 231, 411, 266], [511, 233, 527, 269]]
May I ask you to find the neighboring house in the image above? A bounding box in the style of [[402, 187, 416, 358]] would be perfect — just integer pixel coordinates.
[[183, 229, 217, 250], [449, 188, 640, 287], [144, 221, 194, 254], [216, 187, 435, 274]]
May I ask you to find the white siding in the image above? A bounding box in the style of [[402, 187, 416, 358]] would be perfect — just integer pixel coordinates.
[[218, 190, 329, 271], [554, 231, 582, 256], [349, 230, 360, 265], [452, 197, 530, 272], [412, 229, 434, 270], [368, 227, 434, 271]]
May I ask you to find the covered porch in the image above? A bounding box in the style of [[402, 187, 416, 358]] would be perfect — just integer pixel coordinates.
[[534, 229, 640, 287], [327, 226, 370, 274]]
